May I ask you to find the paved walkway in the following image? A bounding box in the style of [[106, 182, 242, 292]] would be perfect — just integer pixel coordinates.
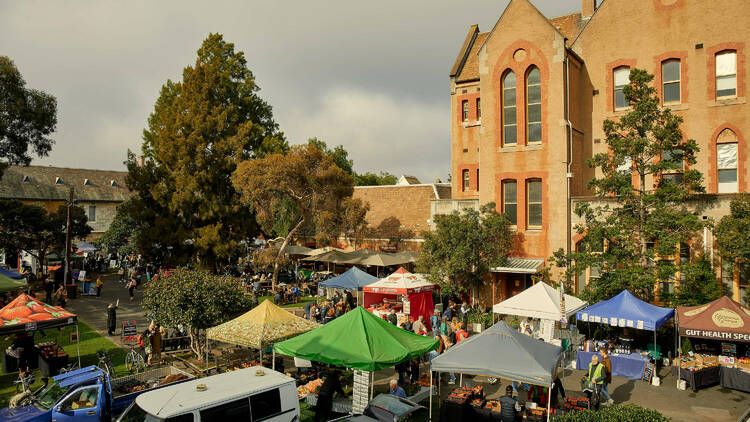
[[65, 273, 149, 347]]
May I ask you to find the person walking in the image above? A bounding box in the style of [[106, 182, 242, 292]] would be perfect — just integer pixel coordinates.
[[599, 347, 614, 405], [96, 275, 103, 297], [54, 284, 67, 308], [583, 354, 606, 409], [430, 310, 440, 337], [44, 276, 54, 304], [107, 299, 119, 336], [126, 277, 136, 301]]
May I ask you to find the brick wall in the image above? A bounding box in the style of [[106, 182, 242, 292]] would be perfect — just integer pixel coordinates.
[[353, 185, 439, 240]]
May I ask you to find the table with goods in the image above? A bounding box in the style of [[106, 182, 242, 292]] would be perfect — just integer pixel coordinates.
[[672, 342, 750, 392], [37, 342, 69, 377], [368, 298, 409, 325], [576, 339, 652, 380]]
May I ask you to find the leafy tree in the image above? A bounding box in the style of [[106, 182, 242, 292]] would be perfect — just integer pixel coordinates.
[[125, 33, 285, 270], [0, 200, 91, 275], [715, 194, 750, 303], [95, 200, 139, 257], [667, 254, 721, 306], [354, 171, 398, 186], [0, 57, 57, 178], [142, 268, 249, 360], [339, 198, 370, 249], [551, 68, 706, 303], [417, 203, 513, 302], [232, 144, 356, 290]]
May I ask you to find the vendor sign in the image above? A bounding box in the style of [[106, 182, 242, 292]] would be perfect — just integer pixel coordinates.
[[677, 296, 750, 342]]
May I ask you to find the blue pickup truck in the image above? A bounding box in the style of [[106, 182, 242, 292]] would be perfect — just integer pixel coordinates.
[[0, 365, 193, 422]]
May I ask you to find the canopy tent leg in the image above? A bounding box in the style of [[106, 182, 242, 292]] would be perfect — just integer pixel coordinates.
[[370, 370, 374, 401], [429, 371, 433, 422], [460, 373, 463, 387], [546, 384, 552, 422], [75, 323, 81, 368], [654, 329, 657, 367]]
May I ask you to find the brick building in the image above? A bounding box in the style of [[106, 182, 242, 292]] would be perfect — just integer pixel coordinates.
[[447, 0, 749, 305], [0, 165, 131, 239]]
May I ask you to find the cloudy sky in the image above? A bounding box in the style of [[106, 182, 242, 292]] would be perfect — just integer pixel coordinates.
[[0, 0, 580, 183]]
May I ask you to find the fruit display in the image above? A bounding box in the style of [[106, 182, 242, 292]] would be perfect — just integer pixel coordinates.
[[484, 399, 502, 412], [470, 398, 485, 408], [297, 378, 323, 399], [416, 373, 431, 387], [445, 388, 472, 405], [563, 397, 590, 412]]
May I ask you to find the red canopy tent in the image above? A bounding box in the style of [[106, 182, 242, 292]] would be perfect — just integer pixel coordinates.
[[363, 268, 438, 328]]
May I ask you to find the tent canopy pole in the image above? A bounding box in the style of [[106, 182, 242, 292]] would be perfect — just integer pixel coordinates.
[[546, 383, 552, 422], [429, 371, 433, 422]]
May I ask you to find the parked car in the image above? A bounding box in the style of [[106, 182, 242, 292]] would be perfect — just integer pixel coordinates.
[[117, 366, 299, 422], [0, 365, 193, 422], [330, 394, 424, 422]]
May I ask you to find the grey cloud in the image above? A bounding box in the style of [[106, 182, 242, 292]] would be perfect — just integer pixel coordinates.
[[0, 0, 579, 181]]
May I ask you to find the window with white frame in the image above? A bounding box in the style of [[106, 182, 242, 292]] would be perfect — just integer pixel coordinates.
[[88, 206, 96, 222], [716, 51, 737, 99], [526, 67, 542, 144], [462, 169, 470, 191], [662, 147, 684, 185], [502, 72, 517, 145], [462, 100, 469, 122], [502, 180, 517, 226], [662, 60, 681, 103], [614, 67, 630, 109], [717, 142, 738, 193], [526, 179, 542, 228]]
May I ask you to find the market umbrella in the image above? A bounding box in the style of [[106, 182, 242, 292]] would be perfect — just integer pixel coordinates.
[[284, 245, 313, 256], [273, 306, 438, 371], [206, 299, 319, 349], [301, 250, 352, 264], [0, 267, 27, 293]]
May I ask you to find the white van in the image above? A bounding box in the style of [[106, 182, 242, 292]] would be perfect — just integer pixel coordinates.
[[117, 366, 300, 422]]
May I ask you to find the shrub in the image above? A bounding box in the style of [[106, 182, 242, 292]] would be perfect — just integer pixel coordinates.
[[552, 404, 670, 421]]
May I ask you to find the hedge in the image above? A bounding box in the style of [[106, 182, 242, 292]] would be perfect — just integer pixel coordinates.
[[552, 404, 670, 421]]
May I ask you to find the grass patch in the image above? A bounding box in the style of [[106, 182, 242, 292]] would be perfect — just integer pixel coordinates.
[[0, 321, 126, 408]]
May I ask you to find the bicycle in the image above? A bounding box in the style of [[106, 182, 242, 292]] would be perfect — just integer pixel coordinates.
[[58, 362, 80, 374], [14, 369, 35, 393], [97, 350, 116, 377], [125, 346, 146, 373]]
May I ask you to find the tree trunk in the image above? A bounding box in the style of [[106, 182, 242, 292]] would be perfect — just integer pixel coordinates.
[[272, 216, 306, 292], [189, 326, 205, 361]]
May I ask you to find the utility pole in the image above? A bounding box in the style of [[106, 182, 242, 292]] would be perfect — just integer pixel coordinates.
[[63, 187, 74, 284]]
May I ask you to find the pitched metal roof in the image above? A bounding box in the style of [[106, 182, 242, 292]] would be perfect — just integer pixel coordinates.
[[491, 257, 545, 274], [0, 165, 131, 202]]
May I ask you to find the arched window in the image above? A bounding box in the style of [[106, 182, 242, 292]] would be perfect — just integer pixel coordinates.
[[526, 67, 542, 144], [717, 128, 739, 193], [502, 71, 517, 146]]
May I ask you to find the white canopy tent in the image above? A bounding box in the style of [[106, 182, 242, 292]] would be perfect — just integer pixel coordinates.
[[492, 281, 587, 320]]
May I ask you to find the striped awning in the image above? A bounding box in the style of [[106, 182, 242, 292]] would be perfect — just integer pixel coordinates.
[[491, 258, 545, 274]]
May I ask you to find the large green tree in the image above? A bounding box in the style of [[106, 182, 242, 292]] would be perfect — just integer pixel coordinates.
[[551, 68, 706, 302], [125, 34, 286, 269], [0, 57, 57, 178], [417, 203, 513, 301], [715, 194, 750, 304], [142, 268, 249, 360], [94, 199, 139, 257], [232, 144, 359, 290]]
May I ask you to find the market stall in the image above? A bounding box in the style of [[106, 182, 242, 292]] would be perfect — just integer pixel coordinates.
[[0, 267, 28, 293], [675, 296, 750, 392], [206, 299, 318, 365], [575, 290, 675, 380], [493, 281, 587, 343], [0, 293, 79, 375], [363, 268, 438, 329], [319, 267, 379, 305], [430, 321, 563, 422], [274, 306, 438, 414]]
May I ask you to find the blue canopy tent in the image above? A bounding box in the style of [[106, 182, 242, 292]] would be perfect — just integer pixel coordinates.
[[319, 266, 378, 291], [575, 290, 675, 379]]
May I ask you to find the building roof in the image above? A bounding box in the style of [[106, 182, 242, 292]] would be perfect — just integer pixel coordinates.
[[548, 13, 584, 43], [491, 257, 545, 274], [452, 7, 585, 83], [396, 175, 421, 185], [0, 165, 131, 202]]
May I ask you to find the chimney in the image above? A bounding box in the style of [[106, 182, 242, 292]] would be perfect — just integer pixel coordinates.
[[137, 155, 144, 168], [582, 0, 596, 19]]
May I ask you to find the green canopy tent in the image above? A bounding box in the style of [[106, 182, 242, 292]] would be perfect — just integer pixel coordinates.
[[274, 306, 438, 371]]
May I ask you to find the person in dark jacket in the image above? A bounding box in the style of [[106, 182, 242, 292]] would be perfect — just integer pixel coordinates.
[[387, 309, 398, 325], [550, 372, 567, 409], [315, 370, 347, 422], [107, 299, 119, 336], [499, 385, 519, 422]]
